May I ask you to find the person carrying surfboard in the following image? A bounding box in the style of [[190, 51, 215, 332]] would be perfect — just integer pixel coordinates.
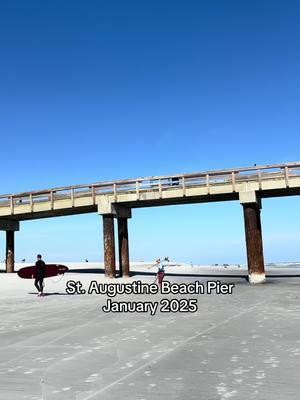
[[34, 254, 46, 296]]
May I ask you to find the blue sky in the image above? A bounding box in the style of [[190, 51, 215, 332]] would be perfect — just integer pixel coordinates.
[[0, 1, 300, 263]]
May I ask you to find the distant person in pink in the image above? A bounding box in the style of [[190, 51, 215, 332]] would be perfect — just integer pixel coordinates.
[[154, 257, 169, 287]]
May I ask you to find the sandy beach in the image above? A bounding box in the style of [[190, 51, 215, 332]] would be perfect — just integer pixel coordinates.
[[0, 263, 300, 399]]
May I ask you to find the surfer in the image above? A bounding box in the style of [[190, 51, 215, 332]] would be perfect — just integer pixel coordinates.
[[34, 254, 46, 296]]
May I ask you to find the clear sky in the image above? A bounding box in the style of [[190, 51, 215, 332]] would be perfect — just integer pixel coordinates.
[[0, 1, 300, 264]]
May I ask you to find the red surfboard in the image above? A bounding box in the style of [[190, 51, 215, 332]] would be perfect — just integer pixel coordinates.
[[17, 264, 69, 279]]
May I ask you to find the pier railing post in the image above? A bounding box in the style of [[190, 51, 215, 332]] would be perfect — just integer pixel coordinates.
[[240, 192, 265, 284]]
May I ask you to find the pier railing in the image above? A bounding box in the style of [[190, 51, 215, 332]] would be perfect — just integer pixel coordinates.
[[1, 162, 300, 212]]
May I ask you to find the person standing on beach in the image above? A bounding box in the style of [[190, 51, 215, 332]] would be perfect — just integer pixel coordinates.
[[154, 257, 168, 287], [34, 254, 46, 296]]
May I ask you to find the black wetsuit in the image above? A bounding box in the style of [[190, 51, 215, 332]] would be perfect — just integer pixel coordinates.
[[34, 260, 46, 293]]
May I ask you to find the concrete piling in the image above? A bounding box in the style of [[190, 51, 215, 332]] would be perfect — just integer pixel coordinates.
[[6, 231, 15, 273], [102, 214, 116, 278], [0, 220, 19, 273], [243, 203, 265, 283], [118, 217, 130, 277]]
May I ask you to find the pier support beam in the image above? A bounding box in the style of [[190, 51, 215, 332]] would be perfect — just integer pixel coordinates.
[[98, 202, 132, 278], [118, 217, 130, 277], [0, 220, 19, 273], [6, 231, 15, 273], [102, 215, 116, 278], [240, 192, 265, 284]]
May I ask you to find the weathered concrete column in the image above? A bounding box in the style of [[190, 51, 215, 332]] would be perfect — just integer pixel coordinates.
[[240, 192, 265, 284], [102, 215, 116, 278], [118, 217, 130, 277], [6, 231, 15, 273], [0, 220, 19, 273], [98, 201, 131, 278]]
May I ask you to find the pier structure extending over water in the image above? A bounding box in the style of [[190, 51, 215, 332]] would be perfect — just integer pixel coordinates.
[[1, 161, 300, 283]]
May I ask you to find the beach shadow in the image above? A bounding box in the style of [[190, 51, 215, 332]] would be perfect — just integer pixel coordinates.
[[132, 271, 250, 278], [68, 268, 106, 274], [68, 268, 122, 278], [65, 268, 300, 280], [266, 274, 300, 278], [68, 268, 249, 279], [28, 292, 69, 296], [156, 272, 300, 279], [68, 268, 245, 278]]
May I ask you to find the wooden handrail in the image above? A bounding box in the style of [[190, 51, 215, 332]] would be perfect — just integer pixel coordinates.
[[0, 161, 299, 201]]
